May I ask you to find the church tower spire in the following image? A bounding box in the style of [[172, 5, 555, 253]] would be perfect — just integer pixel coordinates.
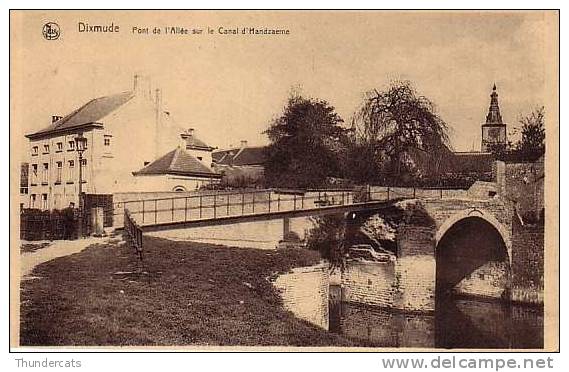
[[481, 84, 507, 152]]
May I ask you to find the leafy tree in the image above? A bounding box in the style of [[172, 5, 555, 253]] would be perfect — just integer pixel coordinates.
[[306, 214, 347, 271], [351, 81, 450, 183], [264, 94, 348, 188], [515, 106, 545, 159]]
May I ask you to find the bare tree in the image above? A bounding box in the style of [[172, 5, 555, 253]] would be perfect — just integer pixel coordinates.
[[351, 81, 450, 182]]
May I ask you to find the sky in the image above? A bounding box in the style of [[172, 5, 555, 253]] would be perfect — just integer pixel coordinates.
[[11, 11, 557, 153]]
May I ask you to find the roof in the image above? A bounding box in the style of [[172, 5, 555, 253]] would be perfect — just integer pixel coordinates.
[[447, 152, 495, 174], [183, 135, 215, 151], [133, 147, 221, 178], [26, 91, 134, 138], [213, 146, 267, 166]]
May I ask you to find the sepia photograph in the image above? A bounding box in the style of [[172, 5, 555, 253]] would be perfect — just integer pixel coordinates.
[[9, 10, 559, 351]]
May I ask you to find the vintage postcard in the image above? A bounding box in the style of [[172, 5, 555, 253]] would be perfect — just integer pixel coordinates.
[[9, 10, 559, 351]]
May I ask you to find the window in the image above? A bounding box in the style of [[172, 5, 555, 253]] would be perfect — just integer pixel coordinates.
[[31, 146, 38, 156], [30, 194, 36, 208], [197, 156, 203, 161], [31, 164, 38, 185], [43, 144, 50, 154], [41, 194, 48, 210], [54, 194, 62, 209], [42, 163, 49, 184], [67, 160, 75, 182], [20, 187, 28, 195], [55, 161, 62, 183], [68, 141, 75, 151], [104, 137, 111, 146], [56, 142, 63, 152]]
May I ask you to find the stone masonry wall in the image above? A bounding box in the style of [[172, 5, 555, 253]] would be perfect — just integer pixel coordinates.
[[454, 261, 509, 299], [272, 262, 330, 329], [511, 216, 544, 304], [395, 226, 436, 312], [342, 260, 396, 308]]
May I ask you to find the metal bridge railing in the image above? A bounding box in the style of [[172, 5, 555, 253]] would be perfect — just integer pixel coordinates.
[[115, 186, 467, 228], [124, 209, 144, 261]]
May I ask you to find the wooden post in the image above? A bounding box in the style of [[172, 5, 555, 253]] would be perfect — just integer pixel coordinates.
[[252, 192, 255, 213], [154, 199, 157, 224], [387, 187, 390, 200], [226, 194, 230, 216], [199, 195, 203, 219], [241, 192, 245, 215], [293, 194, 297, 210], [185, 197, 188, 221], [278, 194, 280, 211], [268, 191, 271, 213], [142, 200, 145, 223], [213, 194, 217, 218]]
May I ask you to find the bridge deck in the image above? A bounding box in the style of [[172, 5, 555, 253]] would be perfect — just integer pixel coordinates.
[[140, 200, 394, 232], [119, 187, 459, 232]]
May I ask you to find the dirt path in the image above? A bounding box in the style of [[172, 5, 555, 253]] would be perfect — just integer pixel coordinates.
[[20, 237, 112, 278]]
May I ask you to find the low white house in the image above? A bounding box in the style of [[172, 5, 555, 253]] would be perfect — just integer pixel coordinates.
[[132, 130, 221, 191]]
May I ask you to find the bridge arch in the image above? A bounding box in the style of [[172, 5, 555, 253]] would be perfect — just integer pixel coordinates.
[[434, 209, 511, 301], [435, 208, 511, 259]]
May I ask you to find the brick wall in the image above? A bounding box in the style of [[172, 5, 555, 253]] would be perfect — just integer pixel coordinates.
[[342, 260, 396, 308], [511, 217, 544, 304], [504, 161, 544, 219], [272, 262, 330, 329]]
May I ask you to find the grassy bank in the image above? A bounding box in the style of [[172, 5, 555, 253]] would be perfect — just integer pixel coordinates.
[[20, 236, 352, 347]]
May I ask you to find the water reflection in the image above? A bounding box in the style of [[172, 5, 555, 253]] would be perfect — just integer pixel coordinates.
[[329, 285, 543, 349]]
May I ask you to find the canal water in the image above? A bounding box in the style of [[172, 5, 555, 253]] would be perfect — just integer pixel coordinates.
[[329, 285, 543, 349]]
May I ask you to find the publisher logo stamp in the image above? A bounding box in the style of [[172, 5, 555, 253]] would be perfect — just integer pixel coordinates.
[[42, 22, 60, 40]]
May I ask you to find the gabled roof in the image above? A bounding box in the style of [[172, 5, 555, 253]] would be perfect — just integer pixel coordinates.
[[184, 136, 215, 151], [213, 146, 267, 166], [133, 147, 221, 178], [26, 91, 134, 139]]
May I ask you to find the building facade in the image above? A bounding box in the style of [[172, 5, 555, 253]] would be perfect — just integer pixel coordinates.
[[25, 76, 183, 210]]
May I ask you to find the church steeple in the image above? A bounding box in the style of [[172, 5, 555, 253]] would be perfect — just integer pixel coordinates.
[[485, 84, 503, 125], [481, 84, 507, 152]]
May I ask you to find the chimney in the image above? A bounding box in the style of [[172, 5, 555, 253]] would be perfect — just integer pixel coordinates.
[[133, 74, 151, 99], [180, 128, 195, 149], [51, 115, 63, 123], [240, 140, 248, 149]]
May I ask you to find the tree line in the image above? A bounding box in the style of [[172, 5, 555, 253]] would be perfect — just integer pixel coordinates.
[[263, 81, 545, 189]]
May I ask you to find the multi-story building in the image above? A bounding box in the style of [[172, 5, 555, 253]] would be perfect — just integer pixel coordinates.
[[25, 75, 185, 210]]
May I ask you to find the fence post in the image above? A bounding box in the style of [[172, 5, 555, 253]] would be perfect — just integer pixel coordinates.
[[213, 194, 217, 218], [200, 195, 203, 219], [301, 194, 304, 209], [294, 194, 297, 210], [171, 198, 175, 221], [413, 187, 416, 198], [142, 200, 145, 224], [268, 191, 271, 213], [440, 188, 443, 199], [342, 192, 345, 205], [185, 197, 188, 221], [278, 194, 281, 211], [227, 194, 230, 216], [154, 199, 157, 224], [241, 192, 245, 215], [252, 192, 255, 213], [387, 187, 390, 201]]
